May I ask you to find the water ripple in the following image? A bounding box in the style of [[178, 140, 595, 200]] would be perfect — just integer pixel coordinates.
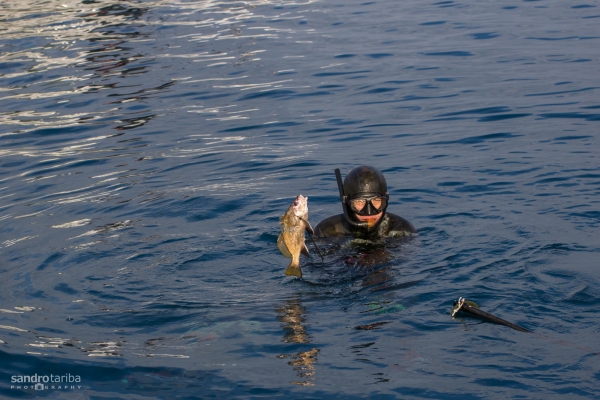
[[1, 0, 600, 397]]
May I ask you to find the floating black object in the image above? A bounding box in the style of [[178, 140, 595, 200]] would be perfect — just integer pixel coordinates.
[[452, 297, 531, 333]]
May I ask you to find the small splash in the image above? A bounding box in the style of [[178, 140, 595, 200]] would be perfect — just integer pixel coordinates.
[[52, 219, 92, 228]]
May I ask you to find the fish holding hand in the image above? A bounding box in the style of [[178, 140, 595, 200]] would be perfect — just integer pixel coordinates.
[[278, 195, 315, 278]]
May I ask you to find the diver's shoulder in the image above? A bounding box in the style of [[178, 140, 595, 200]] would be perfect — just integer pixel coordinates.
[[314, 214, 351, 237], [384, 213, 417, 234]]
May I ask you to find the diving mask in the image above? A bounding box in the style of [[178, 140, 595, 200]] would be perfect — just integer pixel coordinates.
[[347, 195, 388, 216]]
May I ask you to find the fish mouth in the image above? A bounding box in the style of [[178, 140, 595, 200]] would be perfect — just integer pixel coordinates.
[[356, 212, 382, 227]]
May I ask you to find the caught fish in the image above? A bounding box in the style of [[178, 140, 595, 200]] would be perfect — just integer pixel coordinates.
[[278, 195, 314, 278]]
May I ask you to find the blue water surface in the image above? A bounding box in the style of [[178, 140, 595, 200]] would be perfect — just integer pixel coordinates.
[[1, 0, 599, 398]]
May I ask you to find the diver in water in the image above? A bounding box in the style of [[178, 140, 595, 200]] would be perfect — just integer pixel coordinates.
[[314, 165, 416, 239]]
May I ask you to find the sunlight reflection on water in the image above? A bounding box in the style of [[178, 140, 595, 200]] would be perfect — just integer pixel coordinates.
[[1, 0, 600, 398]]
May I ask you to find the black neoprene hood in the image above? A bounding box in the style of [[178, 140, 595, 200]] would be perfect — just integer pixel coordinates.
[[343, 165, 388, 199], [336, 165, 389, 234]]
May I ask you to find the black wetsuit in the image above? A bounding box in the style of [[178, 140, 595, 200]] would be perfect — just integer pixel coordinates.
[[314, 213, 417, 239]]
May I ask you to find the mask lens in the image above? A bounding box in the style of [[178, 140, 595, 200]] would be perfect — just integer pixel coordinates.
[[348, 197, 387, 215], [349, 199, 366, 212], [371, 197, 383, 211]]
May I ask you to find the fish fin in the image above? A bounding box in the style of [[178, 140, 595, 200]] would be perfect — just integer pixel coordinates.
[[300, 218, 315, 236], [277, 233, 292, 258], [301, 244, 310, 257], [285, 258, 302, 278]]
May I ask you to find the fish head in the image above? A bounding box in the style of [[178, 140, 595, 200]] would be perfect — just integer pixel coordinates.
[[290, 194, 308, 218]]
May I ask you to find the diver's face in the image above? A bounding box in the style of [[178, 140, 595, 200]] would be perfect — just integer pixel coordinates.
[[348, 196, 385, 227], [355, 212, 382, 227]]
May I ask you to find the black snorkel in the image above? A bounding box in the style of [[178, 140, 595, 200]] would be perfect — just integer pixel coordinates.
[[335, 168, 368, 230]]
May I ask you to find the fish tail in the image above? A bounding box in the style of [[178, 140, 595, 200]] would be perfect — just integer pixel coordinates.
[[285, 258, 302, 278]]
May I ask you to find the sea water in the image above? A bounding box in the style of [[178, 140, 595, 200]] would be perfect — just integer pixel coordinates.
[[1, 0, 599, 398]]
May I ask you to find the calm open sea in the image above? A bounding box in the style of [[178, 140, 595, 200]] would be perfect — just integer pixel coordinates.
[[1, 0, 599, 398]]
